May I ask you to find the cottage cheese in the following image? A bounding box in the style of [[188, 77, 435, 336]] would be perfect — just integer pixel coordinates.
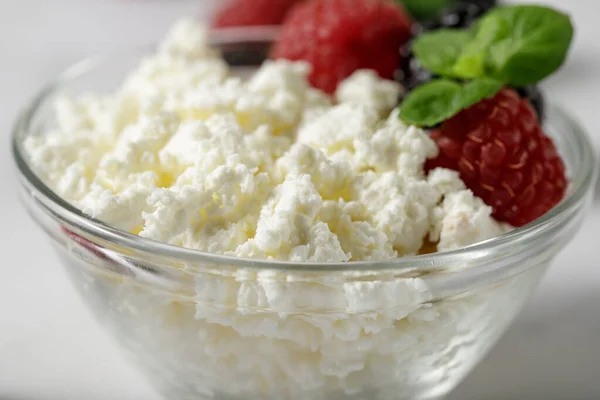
[[335, 69, 404, 116], [26, 19, 516, 400], [25, 19, 506, 258]]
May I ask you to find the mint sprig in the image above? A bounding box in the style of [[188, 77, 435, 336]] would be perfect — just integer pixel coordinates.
[[411, 5, 574, 85], [400, 5, 574, 127], [400, 78, 503, 127]]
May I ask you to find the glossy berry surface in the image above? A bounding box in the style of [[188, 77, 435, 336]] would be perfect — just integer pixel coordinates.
[[395, 41, 433, 94], [271, 0, 412, 94], [515, 85, 545, 122], [422, 0, 496, 31], [426, 88, 566, 227], [455, 0, 497, 8], [212, 0, 306, 27]]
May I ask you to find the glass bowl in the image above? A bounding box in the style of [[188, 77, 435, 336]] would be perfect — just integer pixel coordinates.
[[11, 28, 598, 400]]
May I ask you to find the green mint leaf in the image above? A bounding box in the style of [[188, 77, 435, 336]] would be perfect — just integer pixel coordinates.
[[476, 5, 574, 86], [399, 78, 503, 127], [452, 14, 509, 77], [399, 80, 463, 127], [413, 30, 474, 78], [396, 0, 450, 21], [461, 77, 504, 109], [452, 41, 487, 78]]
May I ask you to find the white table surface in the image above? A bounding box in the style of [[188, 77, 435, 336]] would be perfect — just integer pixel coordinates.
[[1, 1, 599, 399]]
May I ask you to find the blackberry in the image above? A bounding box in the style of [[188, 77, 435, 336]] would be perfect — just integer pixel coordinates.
[[422, 1, 497, 31], [220, 41, 271, 67], [455, 0, 497, 10], [515, 86, 545, 122], [395, 41, 433, 94]]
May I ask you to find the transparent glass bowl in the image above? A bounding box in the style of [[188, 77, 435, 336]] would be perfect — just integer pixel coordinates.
[[12, 29, 598, 400]]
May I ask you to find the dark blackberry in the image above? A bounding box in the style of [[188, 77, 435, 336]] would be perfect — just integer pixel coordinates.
[[395, 41, 433, 95], [515, 86, 545, 122], [395, 41, 441, 128], [455, 0, 497, 9], [219, 41, 271, 67], [422, 1, 496, 31]]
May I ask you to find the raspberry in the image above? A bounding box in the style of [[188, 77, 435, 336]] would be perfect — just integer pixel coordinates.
[[271, 0, 412, 94], [515, 85, 545, 122], [426, 88, 567, 227], [211, 0, 306, 28]]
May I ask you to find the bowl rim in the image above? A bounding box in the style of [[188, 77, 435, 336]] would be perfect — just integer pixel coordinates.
[[11, 26, 599, 272]]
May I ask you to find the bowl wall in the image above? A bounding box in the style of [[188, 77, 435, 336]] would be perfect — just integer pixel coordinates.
[[49, 242, 549, 400]]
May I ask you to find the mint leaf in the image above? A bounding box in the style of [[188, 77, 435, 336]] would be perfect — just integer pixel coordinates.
[[453, 13, 510, 78], [461, 77, 504, 109], [396, 0, 450, 21], [476, 5, 574, 85], [452, 40, 487, 78], [411, 5, 573, 86], [413, 30, 473, 78], [399, 80, 463, 127], [399, 78, 503, 127]]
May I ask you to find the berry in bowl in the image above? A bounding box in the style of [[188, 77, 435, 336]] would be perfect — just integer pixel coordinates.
[[12, 2, 597, 400]]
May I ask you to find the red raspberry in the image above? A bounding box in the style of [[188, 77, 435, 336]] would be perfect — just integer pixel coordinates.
[[212, 0, 306, 28], [426, 88, 567, 227], [270, 0, 412, 94]]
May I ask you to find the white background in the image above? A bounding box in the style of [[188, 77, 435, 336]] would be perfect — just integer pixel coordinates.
[[1, 1, 599, 399]]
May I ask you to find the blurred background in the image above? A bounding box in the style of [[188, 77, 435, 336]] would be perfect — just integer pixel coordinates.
[[1, 0, 599, 399]]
